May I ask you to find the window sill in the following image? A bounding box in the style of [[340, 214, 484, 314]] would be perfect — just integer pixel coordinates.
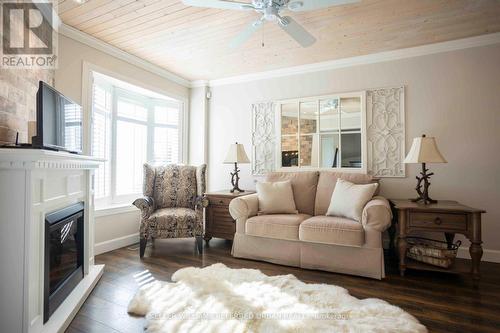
[[95, 203, 139, 218]]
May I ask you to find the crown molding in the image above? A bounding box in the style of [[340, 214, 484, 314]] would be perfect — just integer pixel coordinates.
[[190, 80, 210, 88], [58, 23, 191, 88], [206, 32, 500, 87]]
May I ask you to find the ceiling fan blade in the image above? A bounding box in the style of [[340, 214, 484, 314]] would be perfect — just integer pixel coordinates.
[[287, 0, 360, 12], [278, 16, 316, 47], [182, 0, 254, 11], [229, 19, 264, 49]]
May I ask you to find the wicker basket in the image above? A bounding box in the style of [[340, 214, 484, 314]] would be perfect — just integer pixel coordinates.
[[406, 237, 461, 268]]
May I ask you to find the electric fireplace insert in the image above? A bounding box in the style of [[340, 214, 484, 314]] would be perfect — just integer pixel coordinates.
[[43, 202, 84, 323]]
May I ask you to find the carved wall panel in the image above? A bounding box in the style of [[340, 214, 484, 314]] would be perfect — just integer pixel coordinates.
[[251, 102, 275, 175], [366, 87, 406, 177]]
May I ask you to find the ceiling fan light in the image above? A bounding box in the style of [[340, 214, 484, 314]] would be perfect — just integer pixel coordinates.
[[288, 1, 303, 10]]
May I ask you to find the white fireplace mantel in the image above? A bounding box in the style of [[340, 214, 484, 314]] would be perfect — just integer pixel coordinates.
[[0, 148, 104, 169], [0, 149, 104, 333]]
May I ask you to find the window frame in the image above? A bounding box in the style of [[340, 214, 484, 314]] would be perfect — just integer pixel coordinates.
[[275, 91, 367, 173], [88, 70, 187, 209], [91, 80, 113, 201]]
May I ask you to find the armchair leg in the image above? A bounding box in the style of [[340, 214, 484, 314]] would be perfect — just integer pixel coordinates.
[[139, 238, 147, 258], [195, 236, 203, 254]]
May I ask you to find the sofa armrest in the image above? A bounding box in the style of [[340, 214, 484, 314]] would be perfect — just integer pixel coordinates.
[[361, 196, 392, 232], [133, 196, 155, 219], [229, 193, 259, 234]]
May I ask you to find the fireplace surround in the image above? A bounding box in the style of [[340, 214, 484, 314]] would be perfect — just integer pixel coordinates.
[[44, 202, 84, 323], [0, 149, 103, 333]]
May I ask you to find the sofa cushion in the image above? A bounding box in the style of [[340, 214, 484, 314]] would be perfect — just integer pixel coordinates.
[[246, 213, 312, 241], [265, 171, 319, 215], [314, 171, 377, 216], [299, 216, 365, 246], [147, 208, 198, 232], [256, 180, 298, 214], [326, 179, 378, 222]]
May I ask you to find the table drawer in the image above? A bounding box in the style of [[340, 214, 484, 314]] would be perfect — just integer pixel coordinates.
[[409, 212, 467, 231], [207, 207, 235, 227], [210, 214, 234, 227], [208, 196, 233, 207], [210, 223, 236, 234]]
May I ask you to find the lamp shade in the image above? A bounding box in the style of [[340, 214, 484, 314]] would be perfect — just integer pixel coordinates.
[[404, 135, 447, 164], [224, 143, 250, 164]]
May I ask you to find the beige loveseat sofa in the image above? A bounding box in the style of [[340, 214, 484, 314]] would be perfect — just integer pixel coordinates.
[[229, 171, 392, 279]]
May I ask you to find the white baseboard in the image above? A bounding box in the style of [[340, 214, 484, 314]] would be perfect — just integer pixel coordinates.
[[94, 233, 139, 255], [457, 247, 500, 263]]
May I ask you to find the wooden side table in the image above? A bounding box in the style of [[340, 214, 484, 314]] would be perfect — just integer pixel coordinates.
[[204, 190, 255, 244], [390, 199, 485, 281]]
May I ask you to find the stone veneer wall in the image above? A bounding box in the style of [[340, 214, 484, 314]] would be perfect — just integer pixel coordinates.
[[0, 68, 54, 145]]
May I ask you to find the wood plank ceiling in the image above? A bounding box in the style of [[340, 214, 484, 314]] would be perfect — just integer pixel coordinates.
[[56, 0, 500, 81]]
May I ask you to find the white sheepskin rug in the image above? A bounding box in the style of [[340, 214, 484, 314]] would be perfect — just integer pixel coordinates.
[[128, 263, 427, 333]]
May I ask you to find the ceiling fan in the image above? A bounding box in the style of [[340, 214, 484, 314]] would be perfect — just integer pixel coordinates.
[[182, 0, 360, 49]]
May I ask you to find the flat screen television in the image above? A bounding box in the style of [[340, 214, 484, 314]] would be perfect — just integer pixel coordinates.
[[33, 81, 83, 154]]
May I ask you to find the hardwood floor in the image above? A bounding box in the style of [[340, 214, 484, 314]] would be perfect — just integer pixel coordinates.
[[66, 238, 500, 333]]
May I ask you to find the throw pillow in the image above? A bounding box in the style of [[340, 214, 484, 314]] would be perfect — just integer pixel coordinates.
[[256, 180, 298, 215], [326, 179, 378, 221]]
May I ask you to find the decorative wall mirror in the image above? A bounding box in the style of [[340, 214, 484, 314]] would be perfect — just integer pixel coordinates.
[[276, 91, 367, 172]]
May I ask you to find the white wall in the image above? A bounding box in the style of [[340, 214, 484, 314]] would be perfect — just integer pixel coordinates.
[[206, 43, 500, 258], [93, 210, 141, 255], [55, 35, 189, 104], [189, 86, 208, 166], [55, 34, 190, 253]]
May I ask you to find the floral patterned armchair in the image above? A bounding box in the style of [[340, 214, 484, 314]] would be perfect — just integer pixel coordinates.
[[133, 164, 207, 257]]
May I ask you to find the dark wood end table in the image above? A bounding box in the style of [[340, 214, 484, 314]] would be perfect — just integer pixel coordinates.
[[390, 199, 485, 282], [204, 190, 256, 244]]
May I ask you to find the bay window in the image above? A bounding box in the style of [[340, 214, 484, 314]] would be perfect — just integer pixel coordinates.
[[91, 72, 184, 208]]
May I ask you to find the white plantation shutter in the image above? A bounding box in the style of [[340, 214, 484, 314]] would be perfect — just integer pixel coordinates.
[[90, 74, 183, 207], [153, 103, 180, 164], [91, 84, 112, 199], [63, 102, 82, 152], [153, 127, 178, 164], [165, 127, 179, 163], [154, 105, 179, 125], [153, 127, 168, 162], [115, 96, 148, 195]]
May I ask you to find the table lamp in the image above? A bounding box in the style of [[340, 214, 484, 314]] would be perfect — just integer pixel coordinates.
[[224, 142, 250, 193], [404, 134, 447, 204]]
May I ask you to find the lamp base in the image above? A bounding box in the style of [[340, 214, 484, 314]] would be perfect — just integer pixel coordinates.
[[412, 162, 438, 205], [411, 196, 437, 205], [229, 162, 244, 193]]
